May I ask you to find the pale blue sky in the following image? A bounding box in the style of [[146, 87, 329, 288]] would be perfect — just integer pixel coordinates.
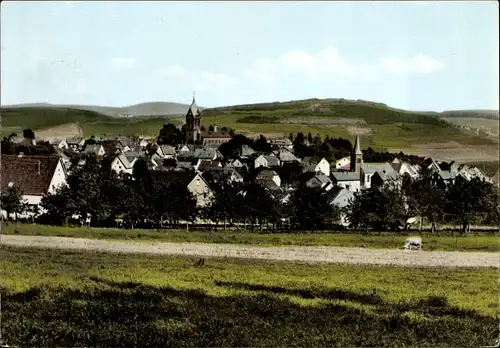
[[1, 1, 498, 111]]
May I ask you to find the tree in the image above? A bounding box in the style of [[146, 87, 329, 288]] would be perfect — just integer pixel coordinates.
[[0, 185, 25, 221], [158, 124, 183, 146], [203, 176, 239, 229], [40, 186, 74, 225], [443, 176, 496, 233], [404, 174, 445, 232], [287, 186, 338, 231], [346, 184, 406, 232], [234, 183, 277, 231], [23, 128, 35, 140], [208, 124, 215, 131]]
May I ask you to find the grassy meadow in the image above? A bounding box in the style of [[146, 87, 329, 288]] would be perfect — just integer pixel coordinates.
[[2, 223, 499, 252], [0, 245, 498, 347]]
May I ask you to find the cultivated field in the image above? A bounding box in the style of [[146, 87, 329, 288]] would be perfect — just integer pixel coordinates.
[[0, 246, 498, 347], [33, 122, 83, 140], [3, 223, 499, 252]]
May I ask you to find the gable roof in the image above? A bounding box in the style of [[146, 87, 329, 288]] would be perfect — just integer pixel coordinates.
[[274, 148, 297, 162], [256, 169, 279, 181], [1, 155, 62, 196], [158, 145, 176, 156], [329, 188, 354, 208], [331, 172, 360, 182], [261, 155, 280, 167]]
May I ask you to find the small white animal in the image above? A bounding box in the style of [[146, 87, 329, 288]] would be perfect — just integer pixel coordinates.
[[404, 236, 422, 250]]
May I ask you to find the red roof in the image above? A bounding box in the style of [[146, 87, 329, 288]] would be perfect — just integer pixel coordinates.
[[201, 131, 232, 139], [0, 155, 61, 195]]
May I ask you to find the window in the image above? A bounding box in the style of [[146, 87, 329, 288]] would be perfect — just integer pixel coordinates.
[[196, 179, 200, 186], [367, 175, 370, 183]]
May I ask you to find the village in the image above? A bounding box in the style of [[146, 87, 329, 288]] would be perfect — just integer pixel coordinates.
[[1, 96, 498, 232]]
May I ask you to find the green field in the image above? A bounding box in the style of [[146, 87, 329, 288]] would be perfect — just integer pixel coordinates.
[[1, 100, 496, 151], [0, 246, 497, 347], [3, 223, 499, 252]]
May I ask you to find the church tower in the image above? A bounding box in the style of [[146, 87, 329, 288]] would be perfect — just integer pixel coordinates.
[[185, 92, 202, 144], [350, 134, 363, 173]]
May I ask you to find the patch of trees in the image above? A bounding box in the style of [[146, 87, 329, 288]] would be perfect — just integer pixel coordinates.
[[344, 173, 499, 233], [1, 130, 56, 155]]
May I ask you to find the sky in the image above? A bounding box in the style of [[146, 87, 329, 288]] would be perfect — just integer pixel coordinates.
[[1, 1, 498, 111]]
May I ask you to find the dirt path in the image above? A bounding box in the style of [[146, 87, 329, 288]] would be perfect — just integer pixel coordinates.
[[1, 235, 498, 268]]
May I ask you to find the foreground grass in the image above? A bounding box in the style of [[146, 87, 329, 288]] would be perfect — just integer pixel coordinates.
[[0, 246, 498, 347], [3, 223, 499, 252]]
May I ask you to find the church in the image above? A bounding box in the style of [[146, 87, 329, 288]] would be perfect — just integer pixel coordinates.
[[184, 93, 232, 146]]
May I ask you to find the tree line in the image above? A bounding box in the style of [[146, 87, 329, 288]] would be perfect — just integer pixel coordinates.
[[1, 155, 498, 233]]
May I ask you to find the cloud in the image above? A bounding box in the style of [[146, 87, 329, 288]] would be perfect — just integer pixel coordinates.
[[109, 57, 137, 70], [245, 47, 444, 84], [244, 58, 276, 84], [380, 53, 444, 74], [158, 65, 235, 90]]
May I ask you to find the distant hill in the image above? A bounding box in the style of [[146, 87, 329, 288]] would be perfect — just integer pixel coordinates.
[[439, 110, 499, 120], [2, 101, 198, 118]]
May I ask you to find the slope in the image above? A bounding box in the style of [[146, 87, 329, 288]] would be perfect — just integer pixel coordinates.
[[2, 101, 195, 117]]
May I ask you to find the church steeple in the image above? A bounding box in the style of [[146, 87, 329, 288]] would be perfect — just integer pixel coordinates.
[[350, 133, 363, 173], [185, 91, 202, 144]]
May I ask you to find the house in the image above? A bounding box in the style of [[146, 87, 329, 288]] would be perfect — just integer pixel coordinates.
[[139, 138, 154, 148], [156, 145, 176, 159], [200, 129, 232, 147], [111, 153, 144, 175], [101, 140, 124, 156], [255, 169, 281, 187], [361, 163, 395, 189], [0, 154, 67, 215], [391, 158, 421, 180], [301, 157, 330, 176], [335, 157, 351, 169], [83, 144, 106, 156], [491, 171, 499, 187], [269, 138, 293, 150], [227, 158, 245, 169], [273, 148, 298, 164], [430, 170, 457, 188], [49, 139, 68, 149], [151, 171, 213, 207], [370, 167, 401, 188], [328, 187, 355, 226], [239, 144, 256, 159], [66, 138, 85, 151], [427, 160, 441, 174], [202, 167, 244, 184], [331, 172, 361, 192], [254, 154, 280, 169], [305, 173, 334, 191], [196, 160, 222, 172]]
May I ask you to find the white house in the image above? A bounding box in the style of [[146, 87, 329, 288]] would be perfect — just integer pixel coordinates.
[[111, 154, 140, 176], [335, 157, 351, 169], [0, 155, 68, 216], [301, 157, 330, 177], [331, 172, 361, 192], [361, 163, 395, 189], [254, 154, 280, 169]]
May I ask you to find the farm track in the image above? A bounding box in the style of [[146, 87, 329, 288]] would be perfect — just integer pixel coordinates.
[[1, 235, 499, 268]]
